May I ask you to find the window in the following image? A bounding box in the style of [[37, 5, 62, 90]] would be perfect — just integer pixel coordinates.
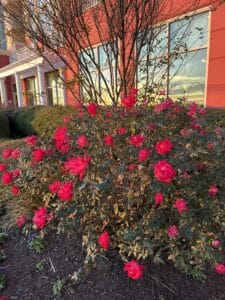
[[138, 11, 209, 103], [12, 84, 18, 107], [0, 5, 6, 50], [46, 71, 63, 106], [26, 77, 38, 106], [80, 42, 117, 104]]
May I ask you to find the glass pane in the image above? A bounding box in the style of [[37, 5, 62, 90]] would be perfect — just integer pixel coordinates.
[[80, 48, 98, 71], [137, 58, 168, 89], [99, 43, 115, 68], [169, 49, 207, 103], [100, 68, 113, 104], [170, 12, 209, 52], [139, 26, 167, 60], [82, 71, 99, 101]]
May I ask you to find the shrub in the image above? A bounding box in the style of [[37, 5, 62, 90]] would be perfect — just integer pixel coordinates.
[[31, 105, 77, 137], [0, 115, 10, 139], [1, 96, 225, 280], [1, 105, 77, 138]]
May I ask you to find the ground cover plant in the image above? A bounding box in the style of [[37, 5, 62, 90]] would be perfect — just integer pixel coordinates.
[[1, 91, 225, 284]]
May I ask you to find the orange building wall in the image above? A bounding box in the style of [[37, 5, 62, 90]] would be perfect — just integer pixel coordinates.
[[64, 0, 225, 107], [206, 4, 225, 107]]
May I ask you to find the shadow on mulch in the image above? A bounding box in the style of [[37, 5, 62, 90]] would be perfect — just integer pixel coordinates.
[[1, 231, 225, 300]]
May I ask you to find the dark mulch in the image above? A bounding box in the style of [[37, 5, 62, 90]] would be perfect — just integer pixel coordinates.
[[1, 231, 225, 300]]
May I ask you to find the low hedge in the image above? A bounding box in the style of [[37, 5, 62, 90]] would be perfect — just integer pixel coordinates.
[[31, 105, 77, 137], [1, 105, 77, 138], [0, 114, 10, 139]]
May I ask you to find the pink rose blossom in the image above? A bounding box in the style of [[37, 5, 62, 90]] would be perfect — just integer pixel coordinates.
[[98, 231, 110, 250], [57, 181, 74, 202], [33, 207, 47, 229], [76, 135, 88, 148], [104, 135, 114, 146], [2, 172, 13, 185], [129, 135, 145, 147], [11, 185, 20, 196], [16, 215, 26, 228], [174, 198, 188, 213], [24, 135, 37, 147], [167, 225, 179, 238], [208, 185, 219, 197], [87, 102, 98, 116], [124, 260, 144, 280], [212, 240, 221, 248], [154, 192, 164, 205], [215, 264, 225, 275], [156, 139, 173, 155], [153, 160, 176, 184], [49, 181, 61, 194], [0, 163, 6, 172], [2, 148, 12, 159], [64, 155, 91, 180], [11, 148, 20, 159], [138, 148, 150, 161]]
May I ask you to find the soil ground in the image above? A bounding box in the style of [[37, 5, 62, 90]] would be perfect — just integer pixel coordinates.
[[1, 231, 225, 300]]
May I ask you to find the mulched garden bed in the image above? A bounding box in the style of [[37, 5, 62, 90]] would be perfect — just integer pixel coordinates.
[[1, 231, 225, 300]]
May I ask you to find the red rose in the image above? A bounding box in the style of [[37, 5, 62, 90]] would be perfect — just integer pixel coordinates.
[[32, 148, 45, 163], [117, 127, 127, 134], [87, 102, 98, 116], [124, 260, 144, 280], [16, 215, 26, 228], [76, 135, 88, 148], [2, 148, 12, 159], [0, 163, 6, 172], [63, 116, 71, 123], [138, 148, 150, 161], [98, 231, 110, 250], [215, 264, 225, 275], [129, 135, 145, 147], [11, 148, 20, 159], [153, 160, 176, 184], [13, 169, 21, 178], [33, 207, 47, 229], [121, 94, 136, 109], [154, 192, 164, 205], [24, 135, 37, 147], [64, 155, 91, 180], [156, 139, 173, 155], [53, 127, 70, 154], [212, 240, 221, 248], [104, 135, 114, 146], [12, 185, 20, 196], [0, 296, 8, 300], [174, 198, 188, 213], [2, 172, 13, 185], [57, 181, 74, 202], [127, 164, 138, 172], [167, 225, 179, 238], [208, 185, 219, 197], [49, 180, 61, 194]]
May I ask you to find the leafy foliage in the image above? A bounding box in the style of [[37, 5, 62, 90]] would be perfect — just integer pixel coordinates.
[[0, 115, 10, 139], [1, 97, 225, 279]]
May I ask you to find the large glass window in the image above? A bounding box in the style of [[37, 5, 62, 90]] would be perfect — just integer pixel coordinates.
[[26, 77, 38, 106], [46, 71, 63, 106], [137, 11, 209, 103], [80, 43, 116, 104]]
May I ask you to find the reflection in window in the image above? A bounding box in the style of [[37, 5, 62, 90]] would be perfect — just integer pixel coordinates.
[[169, 49, 207, 102], [26, 77, 38, 106], [46, 71, 63, 106], [80, 43, 116, 104], [137, 11, 209, 103]]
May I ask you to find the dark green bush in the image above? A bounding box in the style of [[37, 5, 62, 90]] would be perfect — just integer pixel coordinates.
[[0, 114, 10, 139]]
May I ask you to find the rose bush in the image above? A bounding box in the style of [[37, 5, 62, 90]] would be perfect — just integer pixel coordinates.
[[1, 92, 225, 280]]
